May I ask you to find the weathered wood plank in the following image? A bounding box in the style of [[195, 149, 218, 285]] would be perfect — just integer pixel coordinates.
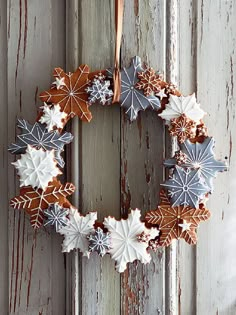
[[7, 1, 66, 314], [165, 1, 179, 314], [67, 1, 121, 315], [177, 1, 198, 314], [0, 0, 9, 314], [121, 1, 166, 314], [195, 1, 236, 314]]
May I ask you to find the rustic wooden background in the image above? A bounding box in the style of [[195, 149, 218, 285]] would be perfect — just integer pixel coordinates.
[[0, 0, 235, 314]]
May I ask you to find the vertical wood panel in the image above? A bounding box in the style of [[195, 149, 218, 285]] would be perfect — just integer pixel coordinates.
[[0, 0, 9, 314], [177, 1, 198, 314], [8, 1, 66, 314], [67, 1, 121, 315], [121, 1, 166, 314], [196, 1, 236, 314]]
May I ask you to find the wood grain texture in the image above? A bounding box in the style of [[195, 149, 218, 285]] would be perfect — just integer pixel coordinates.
[[0, 0, 9, 314], [121, 1, 166, 314], [2, 0, 236, 314], [195, 1, 236, 314], [177, 1, 198, 314], [67, 1, 120, 315], [7, 1, 66, 314]]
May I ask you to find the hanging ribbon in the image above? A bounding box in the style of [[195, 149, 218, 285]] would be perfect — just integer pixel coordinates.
[[113, 0, 124, 103]]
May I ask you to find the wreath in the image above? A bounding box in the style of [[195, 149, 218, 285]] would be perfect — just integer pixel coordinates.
[[9, 1, 227, 273]]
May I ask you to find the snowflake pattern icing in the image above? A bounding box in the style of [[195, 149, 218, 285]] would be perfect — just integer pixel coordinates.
[[44, 203, 69, 231], [162, 166, 209, 208], [86, 78, 113, 105], [88, 227, 111, 257], [12, 145, 61, 191], [164, 137, 228, 192], [59, 209, 97, 256], [107, 56, 161, 121], [103, 209, 159, 273], [159, 93, 206, 124], [8, 119, 73, 168], [39, 103, 67, 131]]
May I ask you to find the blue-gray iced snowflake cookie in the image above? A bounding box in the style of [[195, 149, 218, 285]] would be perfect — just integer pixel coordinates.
[[162, 166, 209, 208], [164, 137, 227, 192], [88, 227, 111, 257], [107, 56, 161, 121], [8, 119, 73, 168], [44, 203, 69, 231]]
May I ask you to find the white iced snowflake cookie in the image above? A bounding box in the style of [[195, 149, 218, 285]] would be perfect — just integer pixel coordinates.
[[103, 209, 159, 273], [58, 209, 97, 257], [39, 103, 67, 131], [159, 93, 206, 124], [12, 145, 61, 190]]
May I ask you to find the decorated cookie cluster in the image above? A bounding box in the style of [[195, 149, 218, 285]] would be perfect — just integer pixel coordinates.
[[9, 56, 227, 273]]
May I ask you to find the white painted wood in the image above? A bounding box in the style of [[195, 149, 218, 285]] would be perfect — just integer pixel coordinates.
[[177, 1, 198, 314], [7, 1, 66, 314], [0, 0, 9, 314], [195, 1, 236, 314]]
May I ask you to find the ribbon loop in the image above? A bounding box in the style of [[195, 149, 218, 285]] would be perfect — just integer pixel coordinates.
[[113, 0, 124, 103]]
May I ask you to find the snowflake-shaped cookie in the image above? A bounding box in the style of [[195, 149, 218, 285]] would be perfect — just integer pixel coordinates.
[[159, 93, 206, 124], [12, 145, 61, 191], [8, 119, 73, 168], [107, 56, 161, 121], [40, 66, 92, 122], [10, 179, 75, 229], [145, 190, 211, 246], [86, 78, 113, 105], [164, 137, 228, 192], [44, 203, 69, 231], [39, 103, 67, 131], [170, 114, 196, 143], [103, 209, 159, 273], [59, 209, 97, 256], [162, 166, 209, 208], [88, 227, 111, 257], [135, 68, 162, 96]]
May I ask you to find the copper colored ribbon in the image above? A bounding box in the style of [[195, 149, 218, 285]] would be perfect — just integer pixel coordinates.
[[113, 0, 124, 103]]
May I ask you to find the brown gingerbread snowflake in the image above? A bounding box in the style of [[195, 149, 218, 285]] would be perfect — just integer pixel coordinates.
[[145, 190, 211, 247], [135, 68, 162, 97], [174, 150, 188, 165], [40, 66, 92, 122], [170, 114, 196, 143]]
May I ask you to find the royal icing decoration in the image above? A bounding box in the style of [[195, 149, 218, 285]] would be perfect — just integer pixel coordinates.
[[86, 77, 113, 105], [8, 119, 73, 168], [88, 227, 111, 257], [39, 103, 67, 131], [159, 93, 206, 124], [145, 190, 211, 246], [9, 56, 227, 272], [40, 66, 92, 122], [107, 56, 161, 121], [59, 210, 97, 257], [103, 209, 159, 272], [44, 203, 69, 231], [12, 145, 61, 191]]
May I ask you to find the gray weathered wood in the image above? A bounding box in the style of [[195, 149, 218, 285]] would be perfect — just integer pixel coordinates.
[[7, 1, 66, 314], [67, 1, 120, 315], [0, 0, 9, 314], [121, 1, 166, 314], [2, 0, 236, 314], [195, 1, 236, 314]]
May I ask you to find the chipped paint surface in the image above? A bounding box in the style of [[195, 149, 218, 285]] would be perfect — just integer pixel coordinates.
[[1, 0, 236, 314]]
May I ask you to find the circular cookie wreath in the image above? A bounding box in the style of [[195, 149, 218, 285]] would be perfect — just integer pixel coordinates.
[[9, 56, 227, 273]]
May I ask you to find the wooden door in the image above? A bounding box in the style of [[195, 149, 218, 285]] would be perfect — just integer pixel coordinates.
[[0, 1, 235, 314]]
